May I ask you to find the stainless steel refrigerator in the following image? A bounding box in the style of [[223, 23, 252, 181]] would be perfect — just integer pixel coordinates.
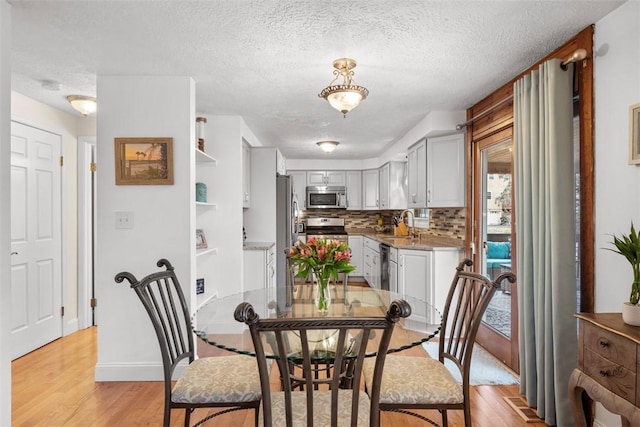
[[275, 175, 299, 312]]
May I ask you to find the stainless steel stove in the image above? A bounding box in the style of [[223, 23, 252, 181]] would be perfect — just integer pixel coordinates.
[[305, 217, 348, 243]]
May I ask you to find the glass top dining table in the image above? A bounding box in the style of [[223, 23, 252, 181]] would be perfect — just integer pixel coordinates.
[[193, 284, 442, 360]]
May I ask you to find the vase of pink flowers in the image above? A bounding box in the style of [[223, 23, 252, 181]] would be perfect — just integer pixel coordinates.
[[288, 237, 356, 314]]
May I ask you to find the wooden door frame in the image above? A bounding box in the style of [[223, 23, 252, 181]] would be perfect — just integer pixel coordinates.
[[472, 128, 519, 370]]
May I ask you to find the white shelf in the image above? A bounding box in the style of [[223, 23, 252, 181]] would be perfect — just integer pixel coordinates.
[[195, 202, 217, 209], [196, 149, 217, 165], [196, 291, 219, 311], [196, 247, 218, 257]]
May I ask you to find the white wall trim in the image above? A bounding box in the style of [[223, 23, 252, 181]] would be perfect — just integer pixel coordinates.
[[94, 362, 186, 382], [77, 136, 96, 330]]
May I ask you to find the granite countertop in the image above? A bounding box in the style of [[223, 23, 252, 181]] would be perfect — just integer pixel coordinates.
[[242, 241, 275, 250], [346, 228, 464, 251]]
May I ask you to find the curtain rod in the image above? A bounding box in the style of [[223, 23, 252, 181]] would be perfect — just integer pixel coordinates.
[[455, 48, 587, 131]]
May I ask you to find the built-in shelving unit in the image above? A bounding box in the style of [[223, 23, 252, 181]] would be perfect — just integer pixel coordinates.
[[195, 145, 218, 312]]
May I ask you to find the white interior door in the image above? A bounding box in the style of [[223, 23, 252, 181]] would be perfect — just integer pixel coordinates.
[[10, 121, 62, 359]]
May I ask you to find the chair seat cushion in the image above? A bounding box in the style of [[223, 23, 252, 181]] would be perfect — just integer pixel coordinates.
[[259, 390, 371, 427], [363, 355, 464, 405], [172, 356, 262, 404]]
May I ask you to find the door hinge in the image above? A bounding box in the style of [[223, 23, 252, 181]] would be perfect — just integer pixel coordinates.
[[60, 156, 64, 167], [90, 162, 97, 173], [61, 306, 65, 316], [90, 298, 97, 308]]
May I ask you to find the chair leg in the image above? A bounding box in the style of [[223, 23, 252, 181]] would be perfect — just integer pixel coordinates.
[[464, 402, 472, 427], [184, 407, 191, 427], [163, 405, 171, 427], [441, 409, 448, 427]]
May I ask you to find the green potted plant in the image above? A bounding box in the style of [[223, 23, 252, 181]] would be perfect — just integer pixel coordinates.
[[607, 222, 640, 325]]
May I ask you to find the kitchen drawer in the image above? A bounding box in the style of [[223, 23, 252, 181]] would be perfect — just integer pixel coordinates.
[[583, 347, 636, 404], [583, 321, 636, 371], [390, 247, 398, 263]]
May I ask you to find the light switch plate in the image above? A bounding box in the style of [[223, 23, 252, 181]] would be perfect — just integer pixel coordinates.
[[115, 211, 134, 229]]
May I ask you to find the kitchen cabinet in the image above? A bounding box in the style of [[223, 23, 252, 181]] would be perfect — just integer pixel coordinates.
[[363, 237, 380, 288], [243, 244, 276, 293], [362, 169, 379, 210], [347, 235, 363, 277], [379, 161, 407, 210], [389, 247, 398, 293], [288, 171, 307, 210], [242, 140, 251, 208], [407, 139, 427, 208], [306, 170, 346, 186], [427, 133, 465, 208], [276, 149, 286, 175], [398, 249, 433, 303], [346, 171, 362, 210], [195, 148, 218, 308], [406, 134, 465, 209]]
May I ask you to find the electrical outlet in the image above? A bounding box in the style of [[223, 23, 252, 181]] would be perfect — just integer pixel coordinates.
[[115, 211, 134, 229]]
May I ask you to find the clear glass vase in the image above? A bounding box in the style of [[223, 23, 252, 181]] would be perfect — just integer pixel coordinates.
[[315, 276, 331, 314]]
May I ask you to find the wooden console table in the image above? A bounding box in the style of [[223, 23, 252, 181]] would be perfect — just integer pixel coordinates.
[[570, 313, 640, 426]]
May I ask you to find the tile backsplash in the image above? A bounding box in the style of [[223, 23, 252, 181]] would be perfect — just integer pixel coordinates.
[[300, 208, 465, 240]]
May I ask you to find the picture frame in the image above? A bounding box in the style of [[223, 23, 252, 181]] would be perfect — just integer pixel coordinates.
[[196, 229, 208, 249], [115, 137, 174, 185], [629, 103, 640, 164], [196, 278, 205, 295]]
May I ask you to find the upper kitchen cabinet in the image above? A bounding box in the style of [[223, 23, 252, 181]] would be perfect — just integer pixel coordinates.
[[346, 171, 362, 210], [407, 133, 465, 209], [426, 134, 465, 208], [276, 150, 286, 176], [306, 170, 346, 186], [379, 161, 407, 210], [362, 169, 379, 210], [288, 171, 307, 210], [407, 140, 427, 208], [242, 140, 251, 209]]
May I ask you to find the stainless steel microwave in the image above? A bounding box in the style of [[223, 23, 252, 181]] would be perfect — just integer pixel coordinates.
[[306, 186, 347, 209]]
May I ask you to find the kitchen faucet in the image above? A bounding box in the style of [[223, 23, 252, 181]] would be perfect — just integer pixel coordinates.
[[400, 209, 417, 239]]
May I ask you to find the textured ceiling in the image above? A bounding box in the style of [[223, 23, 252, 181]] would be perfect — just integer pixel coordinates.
[[9, 0, 624, 160]]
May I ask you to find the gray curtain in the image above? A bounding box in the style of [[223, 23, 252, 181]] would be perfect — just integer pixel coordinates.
[[514, 59, 576, 427]]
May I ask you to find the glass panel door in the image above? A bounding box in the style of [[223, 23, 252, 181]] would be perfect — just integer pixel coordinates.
[[474, 132, 519, 372]]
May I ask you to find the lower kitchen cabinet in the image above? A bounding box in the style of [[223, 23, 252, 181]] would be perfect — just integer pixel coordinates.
[[347, 235, 363, 277], [398, 248, 463, 323], [243, 243, 276, 293], [363, 237, 380, 288], [389, 247, 398, 293]]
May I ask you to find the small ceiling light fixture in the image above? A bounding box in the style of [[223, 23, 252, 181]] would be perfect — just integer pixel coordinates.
[[317, 140, 339, 153], [318, 58, 369, 117], [67, 95, 97, 116]]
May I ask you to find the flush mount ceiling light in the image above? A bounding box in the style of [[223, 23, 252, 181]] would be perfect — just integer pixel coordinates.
[[67, 95, 97, 116], [318, 58, 369, 118], [317, 140, 339, 153]]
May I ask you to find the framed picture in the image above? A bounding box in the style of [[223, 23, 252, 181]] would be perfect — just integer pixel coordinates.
[[115, 137, 174, 185], [196, 229, 208, 249], [196, 278, 205, 295], [630, 103, 640, 164]]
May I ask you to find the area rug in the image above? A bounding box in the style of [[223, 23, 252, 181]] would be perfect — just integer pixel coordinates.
[[422, 341, 519, 385]]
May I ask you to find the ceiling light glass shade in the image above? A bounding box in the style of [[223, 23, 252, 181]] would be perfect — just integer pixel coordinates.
[[67, 95, 97, 116], [317, 141, 339, 153], [319, 58, 368, 117]]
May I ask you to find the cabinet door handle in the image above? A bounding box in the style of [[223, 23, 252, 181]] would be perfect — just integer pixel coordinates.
[[599, 339, 609, 348], [599, 370, 609, 377], [412, 194, 416, 203], [376, 199, 379, 207], [427, 190, 431, 203]]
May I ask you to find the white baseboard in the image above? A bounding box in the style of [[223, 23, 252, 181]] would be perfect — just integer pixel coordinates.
[[63, 317, 78, 337], [94, 362, 186, 382]]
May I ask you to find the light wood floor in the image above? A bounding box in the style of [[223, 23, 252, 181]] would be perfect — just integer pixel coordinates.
[[12, 327, 548, 427]]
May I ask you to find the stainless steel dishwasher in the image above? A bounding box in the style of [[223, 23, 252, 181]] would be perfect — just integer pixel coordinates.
[[379, 243, 390, 291]]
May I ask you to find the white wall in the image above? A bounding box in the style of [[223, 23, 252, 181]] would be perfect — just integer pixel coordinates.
[[286, 110, 465, 171], [95, 76, 195, 381], [594, 2, 640, 425], [11, 91, 95, 336], [0, 2, 11, 424]]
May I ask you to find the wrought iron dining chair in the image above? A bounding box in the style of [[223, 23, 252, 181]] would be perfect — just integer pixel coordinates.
[[115, 258, 262, 427], [362, 258, 516, 427], [234, 299, 412, 427]]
